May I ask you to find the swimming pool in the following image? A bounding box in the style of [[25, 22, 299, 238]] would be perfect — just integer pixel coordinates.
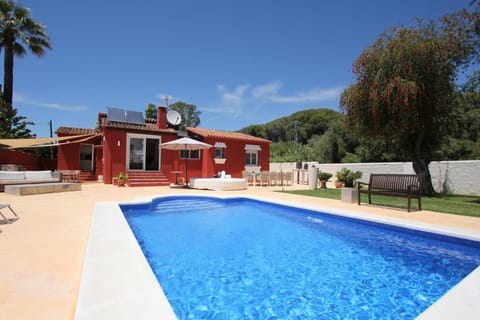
[[121, 196, 480, 320]]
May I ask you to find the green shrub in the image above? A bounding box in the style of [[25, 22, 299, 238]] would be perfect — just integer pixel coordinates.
[[317, 171, 333, 181], [335, 168, 362, 187]]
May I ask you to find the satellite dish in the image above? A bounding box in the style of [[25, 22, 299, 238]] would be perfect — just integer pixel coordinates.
[[166, 110, 182, 126]]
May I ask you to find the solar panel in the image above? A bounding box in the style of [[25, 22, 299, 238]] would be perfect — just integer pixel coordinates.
[[126, 110, 144, 124], [106, 107, 145, 125], [107, 107, 126, 122]]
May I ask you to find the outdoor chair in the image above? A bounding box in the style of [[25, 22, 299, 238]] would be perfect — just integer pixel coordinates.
[[0, 204, 19, 232], [269, 172, 278, 186], [260, 171, 270, 186], [242, 171, 254, 185], [284, 172, 293, 186]]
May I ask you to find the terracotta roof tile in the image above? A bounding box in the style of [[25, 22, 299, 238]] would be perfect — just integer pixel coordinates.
[[102, 121, 175, 134], [56, 127, 97, 136], [187, 127, 271, 143]]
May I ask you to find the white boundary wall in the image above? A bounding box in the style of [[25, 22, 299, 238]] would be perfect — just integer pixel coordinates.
[[269, 160, 480, 195]]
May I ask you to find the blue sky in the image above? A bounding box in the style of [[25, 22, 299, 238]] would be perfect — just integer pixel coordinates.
[[7, 0, 472, 138]]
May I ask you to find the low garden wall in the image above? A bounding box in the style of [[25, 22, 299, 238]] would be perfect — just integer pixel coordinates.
[[0, 148, 56, 171], [269, 160, 480, 195]]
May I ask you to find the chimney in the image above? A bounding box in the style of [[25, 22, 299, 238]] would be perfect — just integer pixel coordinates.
[[157, 106, 167, 129]]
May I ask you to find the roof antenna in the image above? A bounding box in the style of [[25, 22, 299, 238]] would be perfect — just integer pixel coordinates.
[[162, 95, 169, 108]]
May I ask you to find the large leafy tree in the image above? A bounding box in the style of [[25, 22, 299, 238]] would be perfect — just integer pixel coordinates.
[[0, 0, 51, 105], [340, 9, 479, 195], [145, 103, 157, 119], [440, 73, 480, 160], [169, 101, 201, 129]]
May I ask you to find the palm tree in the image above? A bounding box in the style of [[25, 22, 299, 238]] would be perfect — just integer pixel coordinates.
[[0, 0, 51, 105]]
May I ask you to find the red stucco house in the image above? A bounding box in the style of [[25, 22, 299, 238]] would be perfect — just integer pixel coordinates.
[[55, 106, 271, 186]]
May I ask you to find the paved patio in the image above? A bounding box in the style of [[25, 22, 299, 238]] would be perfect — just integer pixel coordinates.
[[1, 182, 479, 320]]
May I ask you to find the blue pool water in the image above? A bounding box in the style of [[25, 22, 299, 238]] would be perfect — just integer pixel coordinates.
[[121, 196, 480, 320]]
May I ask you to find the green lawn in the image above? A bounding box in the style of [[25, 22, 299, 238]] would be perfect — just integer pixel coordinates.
[[281, 188, 480, 218]]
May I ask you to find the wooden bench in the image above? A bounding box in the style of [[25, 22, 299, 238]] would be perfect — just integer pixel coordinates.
[[357, 174, 422, 212]]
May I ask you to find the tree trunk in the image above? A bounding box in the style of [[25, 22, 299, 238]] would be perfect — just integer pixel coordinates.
[[412, 159, 435, 196], [412, 129, 435, 195], [3, 38, 14, 105]]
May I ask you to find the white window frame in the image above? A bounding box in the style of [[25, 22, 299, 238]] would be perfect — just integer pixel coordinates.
[[245, 144, 260, 168], [214, 142, 227, 164], [245, 150, 258, 166], [179, 149, 201, 160], [127, 133, 161, 171]]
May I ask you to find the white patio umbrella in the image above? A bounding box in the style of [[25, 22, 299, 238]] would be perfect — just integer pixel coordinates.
[[160, 136, 213, 187]]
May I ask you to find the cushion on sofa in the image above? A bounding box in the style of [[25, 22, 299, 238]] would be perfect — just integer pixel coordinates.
[[24, 171, 53, 180], [0, 171, 25, 180]]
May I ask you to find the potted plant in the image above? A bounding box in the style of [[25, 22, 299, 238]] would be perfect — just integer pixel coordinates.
[[317, 172, 332, 189], [335, 168, 362, 203], [115, 172, 128, 186], [335, 168, 362, 188]]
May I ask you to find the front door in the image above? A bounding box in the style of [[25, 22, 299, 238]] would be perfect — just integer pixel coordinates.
[[127, 134, 161, 171], [79, 144, 94, 171], [145, 138, 159, 170]]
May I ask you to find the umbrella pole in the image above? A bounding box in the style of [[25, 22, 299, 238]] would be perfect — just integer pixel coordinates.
[[184, 147, 189, 188], [185, 159, 189, 188]]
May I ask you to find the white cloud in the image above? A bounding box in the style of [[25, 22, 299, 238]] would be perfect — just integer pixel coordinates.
[[199, 84, 252, 116], [267, 86, 344, 103], [14, 94, 87, 112], [217, 81, 343, 105], [202, 82, 344, 117], [217, 83, 250, 106], [251, 81, 283, 99]]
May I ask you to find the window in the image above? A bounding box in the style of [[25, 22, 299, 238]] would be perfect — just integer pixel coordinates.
[[216, 148, 225, 158], [127, 134, 161, 171], [180, 149, 200, 159], [215, 142, 227, 159], [245, 150, 258, 165], [245, 144, 260, 166]]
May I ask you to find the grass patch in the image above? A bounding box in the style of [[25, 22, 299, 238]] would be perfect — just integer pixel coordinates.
[[281, 189, 480, 218]]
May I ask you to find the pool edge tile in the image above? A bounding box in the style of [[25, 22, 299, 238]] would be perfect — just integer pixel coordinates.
[[416, 267, 480, 320], [74, 202, 177, 320]]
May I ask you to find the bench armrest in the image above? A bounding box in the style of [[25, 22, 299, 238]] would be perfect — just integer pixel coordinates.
[[357, 181, 369, 190], [407, 184, 421, 194], [52, 171, 62, 180]]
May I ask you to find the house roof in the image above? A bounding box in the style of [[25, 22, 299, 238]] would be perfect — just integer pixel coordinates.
[[101, 120, 175, 133], [56, 127, 98, 136], [55, 114, 270, 144], [187, 127, 271, 144], [98, 112, 176, 134], [56, 117, 175, 137]]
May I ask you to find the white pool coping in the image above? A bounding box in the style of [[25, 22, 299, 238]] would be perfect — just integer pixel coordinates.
[[74, 194, 480, 320]]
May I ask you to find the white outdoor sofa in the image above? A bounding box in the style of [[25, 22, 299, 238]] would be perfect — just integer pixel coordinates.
[[0, 170, 62, 192], [0, 170, 81, 195], [190, 171, 247, 191]]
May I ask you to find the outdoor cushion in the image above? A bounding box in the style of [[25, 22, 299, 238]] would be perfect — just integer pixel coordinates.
[[24, 171, 53, 180], [0, 171, 25, 181]]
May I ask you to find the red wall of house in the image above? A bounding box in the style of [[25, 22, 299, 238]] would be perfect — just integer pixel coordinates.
[[95, 145, 103, 181], [102, 129, 127, 184], [199, 138, 271, 179], [57, 142, 79, 170], [158, 138, 271, 182], [219, 140, 270, 177], [54, 125, 271, 185]]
